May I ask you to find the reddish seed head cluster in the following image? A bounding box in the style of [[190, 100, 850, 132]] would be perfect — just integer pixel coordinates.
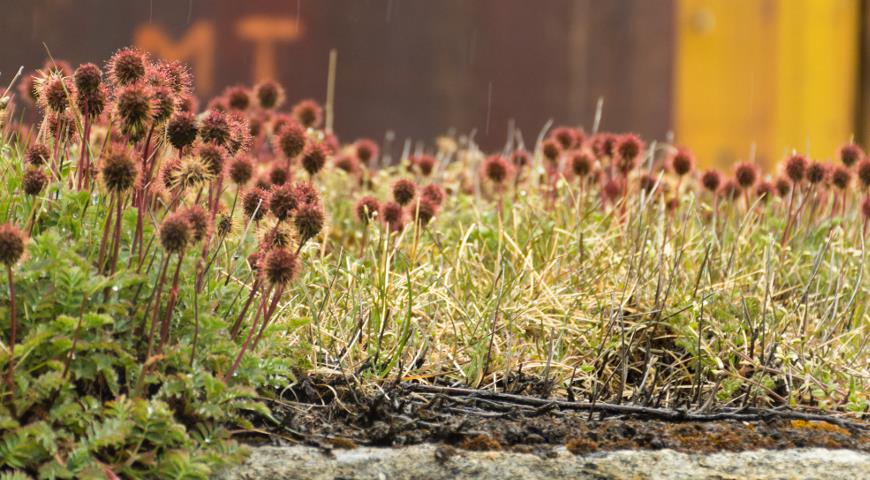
[[421, 184, 445, 206], [355, 196, 380, 223], [243, 188, 269, 221], [541, 139, 561, 163], [276, 122, 307, 159], [107, 48, 147, 86], [269, 165, 290, 186], [807, 162, 828, 185], [569, 150, 593, 177], [269, 184, 298, 221], [483, 155, 511, 184], [184, 205, 210, 243], [0, 224, 27, 266], [264, 248, 298, 285], [616, 134, 643, 171], [292, 99, 323, 129], [355, 139, 379, 165], [830, 165, 851, 190], [784, 154, 808, 183], [166, 112, 198, 150], [255, 80, 285, 109], [840, 143, 863, 167], [228, 155, 254, 185], [22, 168, 48, 196], [670, 148, 694, 177], [159, 212, 192, 253], [382, 201, 404, 231], [301, 142, 327, 176], [25, 143, 50, 166], [412, 155, 437, 176], [701, 170, 722, 193], [294, 201, 325, 242], [734, 162, 758, 189], [392, 179, 417, 206], [511, 149, 531, 168], [101, 148, 138, 193]]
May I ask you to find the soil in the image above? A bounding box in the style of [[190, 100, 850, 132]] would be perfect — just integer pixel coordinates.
[[243, 375, 869, 455]]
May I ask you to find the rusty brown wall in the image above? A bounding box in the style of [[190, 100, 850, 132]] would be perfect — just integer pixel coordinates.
[[0, 0, 674, 151]]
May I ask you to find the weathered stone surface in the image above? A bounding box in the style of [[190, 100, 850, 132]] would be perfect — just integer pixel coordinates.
[[217, 446, 869, 480]]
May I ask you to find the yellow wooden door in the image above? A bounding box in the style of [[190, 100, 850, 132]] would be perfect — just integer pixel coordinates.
[[675, 0, 859, 171]]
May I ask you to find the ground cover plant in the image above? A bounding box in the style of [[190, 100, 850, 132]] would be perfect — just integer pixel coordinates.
[[0, 49, 867, 477]]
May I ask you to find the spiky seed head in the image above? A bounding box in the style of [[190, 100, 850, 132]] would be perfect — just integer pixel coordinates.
[[857, 159, 870, 188], [355, 196, 380, 223], [269, 165, 290, 186], [840, 143, 863, 167], [412, 197, 438, 225], [569, 150, 593, 177], [225, 85, 251, 111], [19, 74, 40, 104], [157, 157, 179, 189], [269, 184, 298, 221], [40, 75, 72, 113], [150, 85, 176, 124], [107, 48, 147, 86], [719, 179, 741, 200], [115, 84, 153, 141], [100, 148, 138, 193], [276, 121, 307, 159], [159, 212, 192, 253], [301, 142, 327, 176], [483, 155, 511, 184], [830, 165, 851, 190], [158, 60, 192, 95], [392, 179, 417, 206], [413, 155, 437, 176], [382, 201, 404, 231], [734, 162, 758, 188], [701, 169, 722, 192], [22, 168, 48, 196], [292, 99, 323, 128], [784, 154, 808, 183], [807, 162, 828, 185], [355, 139, 379, 164], [25, 143, 50, 166], [184, 205, 210, 242], [167, 112, 198, 150], [541, 139, 561, 163], [197, 142, 227, 177], [243, 188, 269, 221], [421, 184, 445, 206], [334, 154, 359, 174], [550, 126, 579, 150], [76, 84, 107, 117], [199, 110, 231, 147], [175, 156, 213, 190], [755, 180, 775, 201], [670, 148, 694, 177], [294, 201, 325, 242], [0, 224, 27, 266], [293, 182, 321, 205], [775, 176, 791, 197], [511, 149, 531, 168], [225, 112, 252, 154], [73, 63, 102, 94], [264, 248, 298, 285], [229, 155, 254, 185], [255, 80, 285, 109], [616, 134, 644, 167], [591, 133, 618, 158]]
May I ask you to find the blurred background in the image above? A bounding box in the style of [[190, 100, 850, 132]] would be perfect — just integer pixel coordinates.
[[0, 0, 864, 169]]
